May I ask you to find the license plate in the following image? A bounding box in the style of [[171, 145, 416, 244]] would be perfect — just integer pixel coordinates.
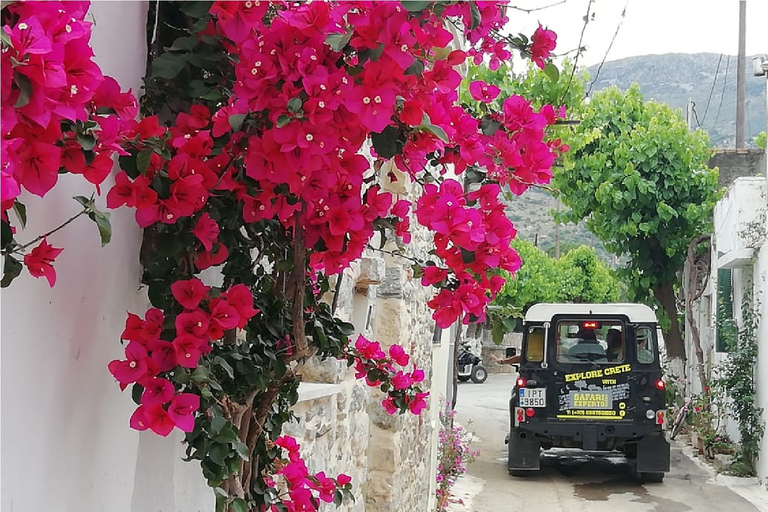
[[519, 388, 546, 407]]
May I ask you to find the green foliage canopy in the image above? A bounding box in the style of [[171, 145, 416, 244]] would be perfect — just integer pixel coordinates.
[[493, 239, 620, 312], [553, 84, 720, 358]]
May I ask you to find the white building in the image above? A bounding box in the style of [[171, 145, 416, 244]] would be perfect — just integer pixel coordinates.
[[685, 151, 768, 480]]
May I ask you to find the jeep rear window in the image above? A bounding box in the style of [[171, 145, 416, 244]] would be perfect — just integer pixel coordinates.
[[526, 327, 545, 362], [636, 326, 655, 364], [555, 320, 625, 364]]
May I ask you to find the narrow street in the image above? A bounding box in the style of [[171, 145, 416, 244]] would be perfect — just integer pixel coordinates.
[[450, 374, 768, 512]]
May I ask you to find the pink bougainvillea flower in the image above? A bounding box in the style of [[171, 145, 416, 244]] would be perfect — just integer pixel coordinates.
[[530, 25, 557, 69], [147, 339, 176, 373], [1, 169, 21, 204], [142, 403, 176, 436], [382, 396, 399, 415], [172, 334, 206, 368], [222, 283, 259, 327], [337, 474, 352, 486], [108, 341, 151, 389], [411, 368, 425, 383], [168, 393, 200, 432], [171, 278, 210, 310], [192, 212, 219, 252], [468, 80, 501, 103], [391, 371, 413, 390], [175, 309, 209, 338], [194, 241, 228, 270], [140, 377, 175, 407], [83, 152, 115, 191], [388, 344, 410, 367], [14, 142, 62, 197], [208, 298, 240, 331], [408, 392, 429, 415], [23, 237, 63, 287]]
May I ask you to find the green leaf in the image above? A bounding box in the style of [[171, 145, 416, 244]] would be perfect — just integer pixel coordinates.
[[214, 356, 235, 379], [191, 366, 210, 383], [326, 30, 353, 52], [1, 255, 22, 288], [12, 200, 26, 229], [167, 35, 199, 52], [287, 97, 303, 113], [151, 52, 188, 80], [13, 73, 31, 109], [73, 195, 92, 209], [543, 62, 560, 83], [404, 59, 425, 76], [419, 124, 449, 143], [401, 0, 431, 12], [0, 23, 11, 47], [210, 415, 227, 435], [136, 149, 154, 175], [233, 441, 249, 460], [491, 319, 505, 345], [276, 115, 291, 128], [77, 133, 97, 151], [131, 383, 145, 406], [469, 3, 482, 30], [180, 1, 213, 18], [230, 498, 247, 512], [371, 126, 401, 159], [479, 117, 500, 137], [369, 43, 384, 62], [87, 207, 112, 246], [228, 114, 246, 133]]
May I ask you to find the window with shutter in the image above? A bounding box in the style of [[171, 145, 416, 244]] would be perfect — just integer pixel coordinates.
[[716, 268, 734, 352]]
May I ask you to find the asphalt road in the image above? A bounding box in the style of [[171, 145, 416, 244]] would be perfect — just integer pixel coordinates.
[[450, 373, 768, 512]]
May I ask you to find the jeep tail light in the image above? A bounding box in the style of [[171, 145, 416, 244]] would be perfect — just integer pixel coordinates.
[[655, 379, 666, 390], [516, 377, 526, 388], [656, 409, 665, 425], [515, 407, 525, 426], [526, 407, 535, 418]]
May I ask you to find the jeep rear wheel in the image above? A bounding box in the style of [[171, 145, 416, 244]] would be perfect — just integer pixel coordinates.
[[639, 472, 665, 483]]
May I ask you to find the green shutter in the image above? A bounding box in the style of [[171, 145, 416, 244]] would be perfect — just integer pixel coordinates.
[[716, 268, 734, 352]]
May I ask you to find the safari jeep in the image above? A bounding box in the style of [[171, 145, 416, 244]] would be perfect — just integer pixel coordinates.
[[507, 303, 669, 482]]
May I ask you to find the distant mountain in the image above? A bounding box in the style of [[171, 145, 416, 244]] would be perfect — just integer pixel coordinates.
[[586, 53, 766, 148], [505, 53, 767, 264]]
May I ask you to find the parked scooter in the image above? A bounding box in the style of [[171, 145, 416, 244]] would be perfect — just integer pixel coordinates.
[[457, 342, 488, 383]]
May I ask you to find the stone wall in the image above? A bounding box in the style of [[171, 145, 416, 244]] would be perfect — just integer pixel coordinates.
[[708, 148, 766, 188]]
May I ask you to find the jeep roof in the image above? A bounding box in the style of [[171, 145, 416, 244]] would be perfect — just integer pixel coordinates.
[[524, 303, 657, 323]]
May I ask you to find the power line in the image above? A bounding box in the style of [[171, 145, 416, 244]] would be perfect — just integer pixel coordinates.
[[587, 0, 629, 97], [559, 0, 593, 105], [700, 53, 723, 127], [712, 55, 730, 130]]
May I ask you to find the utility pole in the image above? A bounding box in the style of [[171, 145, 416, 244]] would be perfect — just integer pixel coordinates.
[[736, 0, 747, 148], [686, 98, 694, 131]]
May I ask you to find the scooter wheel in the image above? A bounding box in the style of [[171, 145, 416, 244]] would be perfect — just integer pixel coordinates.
[[471, 365, 488, 384], [458, 375, 471, 382]]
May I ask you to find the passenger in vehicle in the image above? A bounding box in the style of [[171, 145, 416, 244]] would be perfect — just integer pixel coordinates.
[[606, 329, 623, 362], [567, 328, 606, 360], [637, 336, 654, 363]]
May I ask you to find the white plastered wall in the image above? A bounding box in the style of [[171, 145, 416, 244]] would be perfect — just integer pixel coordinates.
[[1, 3, 212, 511]]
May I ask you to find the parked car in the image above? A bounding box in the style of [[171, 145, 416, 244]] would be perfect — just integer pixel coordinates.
[[506, 303, 669, 482]]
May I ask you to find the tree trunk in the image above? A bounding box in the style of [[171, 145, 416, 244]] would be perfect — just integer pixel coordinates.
[[653, 281, 686, 361], [686, 235, 711, 393]]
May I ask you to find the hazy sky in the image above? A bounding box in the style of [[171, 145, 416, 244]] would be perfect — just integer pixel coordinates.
[[511, 0, 768, 68]]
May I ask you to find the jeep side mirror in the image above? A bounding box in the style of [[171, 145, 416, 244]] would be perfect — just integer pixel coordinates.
[[506, 347, 517, 357]]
